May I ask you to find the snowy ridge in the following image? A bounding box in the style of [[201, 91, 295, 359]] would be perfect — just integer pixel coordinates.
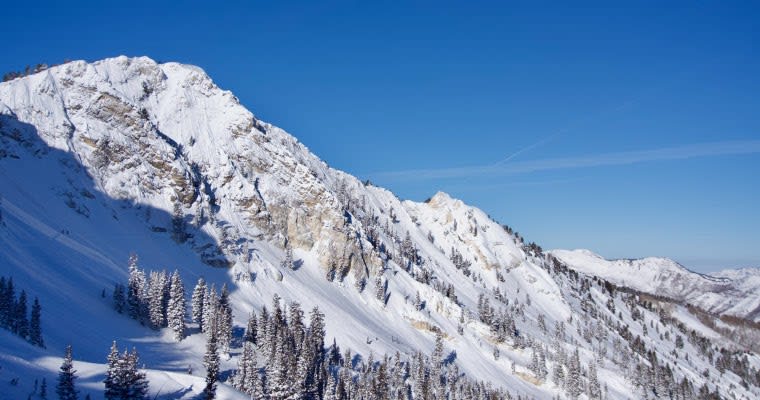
[[550, 249, 760, 322], [1, 56, 759, 399]]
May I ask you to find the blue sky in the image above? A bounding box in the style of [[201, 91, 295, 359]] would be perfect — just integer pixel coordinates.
[[2, 1, 759, 271]]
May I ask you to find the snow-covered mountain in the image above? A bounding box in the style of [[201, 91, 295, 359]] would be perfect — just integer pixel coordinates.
[[1, 56, 759, 399], [550, 249, 760, 322]]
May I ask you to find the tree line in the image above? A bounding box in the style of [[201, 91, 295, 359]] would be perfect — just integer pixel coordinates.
[[0, 275, 44, 348]]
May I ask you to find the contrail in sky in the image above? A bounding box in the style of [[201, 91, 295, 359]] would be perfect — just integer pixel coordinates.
[[371, 139, 760, 182]]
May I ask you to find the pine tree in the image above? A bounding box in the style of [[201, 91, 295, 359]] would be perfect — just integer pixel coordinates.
[[0, 277, 9, 328], [566, 348, 582, 399], [147, 271, 168, 329], [202, 284, 217, 336], [217, 284, 233, 354], [588, 361, 601, 399], [127, 255, 146, 322], [281, 245, 294, 270], [56, 345, 79, 400], [0, 277, 15, 329], [191, 278, 206, 330], [244, 311, 258, 345], [104, 342, 149, 399], [203, 317, 220, 400], [431, 332, 445, 399], [167, 271, 186, 341], [40, 377, 47, 399], [124, 348, 149, 399], [15, 289, 29, 338], [375, 273, 385, 303], [309, 307, 327, 395], [104, 341, 121, 400], [113, 284, 126, 314], [234, 341, 258, 395], [29, 296, 43, 347], [269, 332, 292, 400]]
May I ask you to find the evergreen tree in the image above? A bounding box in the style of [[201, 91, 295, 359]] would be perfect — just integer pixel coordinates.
[[123, 348, 149, 399], [202, 284, 217, 336], [203, 318, 220, 400], [431, 332, 445, 399], [244, 311, 258, 345], [588, 362, 601, 399], [15, 289, 29, 338], [1, 277, 15, 329], [104, 342, 149, 400], [167, 271, 186, 341], [127, 255, 146, 322], [566, 348, 582, 399], [56, 345, 79, 400], [375, 273, 385, 303], [112, 284, 125, 314], [281, 245, 295, 270], [309, 307, 327, 396], [269, 332, 292, 400], [147, 271, 167, 330], [40, 377, 47, 399], [0, 277, 10, 328], [29, 296, 43, 347], [217, 284, 233, 354], [234, 341, 258, 395], [104, 342, 121, 400], [191, 278, 206, 330]]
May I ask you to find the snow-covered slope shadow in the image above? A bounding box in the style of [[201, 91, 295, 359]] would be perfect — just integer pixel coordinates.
[[0, 113, 242, 399]]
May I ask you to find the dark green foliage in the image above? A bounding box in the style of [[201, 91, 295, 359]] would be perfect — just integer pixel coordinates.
[[56, 345, 79, 400]]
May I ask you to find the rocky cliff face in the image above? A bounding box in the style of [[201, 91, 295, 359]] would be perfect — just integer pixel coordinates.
[[0, 56, 383, 275]]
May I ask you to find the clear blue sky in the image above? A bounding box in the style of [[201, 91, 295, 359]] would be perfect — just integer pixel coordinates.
[[3, 1, 759, 272]]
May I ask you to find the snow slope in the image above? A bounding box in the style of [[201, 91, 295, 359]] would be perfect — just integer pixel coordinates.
[[0, 56, 758, 399]]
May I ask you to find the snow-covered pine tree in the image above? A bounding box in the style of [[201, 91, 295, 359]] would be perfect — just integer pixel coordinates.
[[147, 271, 167, 329], [295, 331, 315, 399], [431, 331, 445, 399], [124, 348, 149, 399], [374, 272, 385, 303], [191, 277, 206, 330], [588, 361, 601, 399], [168, 270, 186, 341], [14, 289, 29, 338], [324, 371, 338, 400], [244, 311, 258, 345], [268, 332, 293, 400], [202, 284, 218, 336], [29, 296, 43, 347], [234, 341, 257, 395], [203, 317, 220, 400], [127, 255, 146, 322], [281, 245, 294, 270], [104, 341, 149, 399], [56, 345, 79, 400], [566, 347, 582, 399], [289, 302, 305, 349], [309, 306, 326, 394], [104, 341, 120, 400], [217, 283, 233, 354]]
